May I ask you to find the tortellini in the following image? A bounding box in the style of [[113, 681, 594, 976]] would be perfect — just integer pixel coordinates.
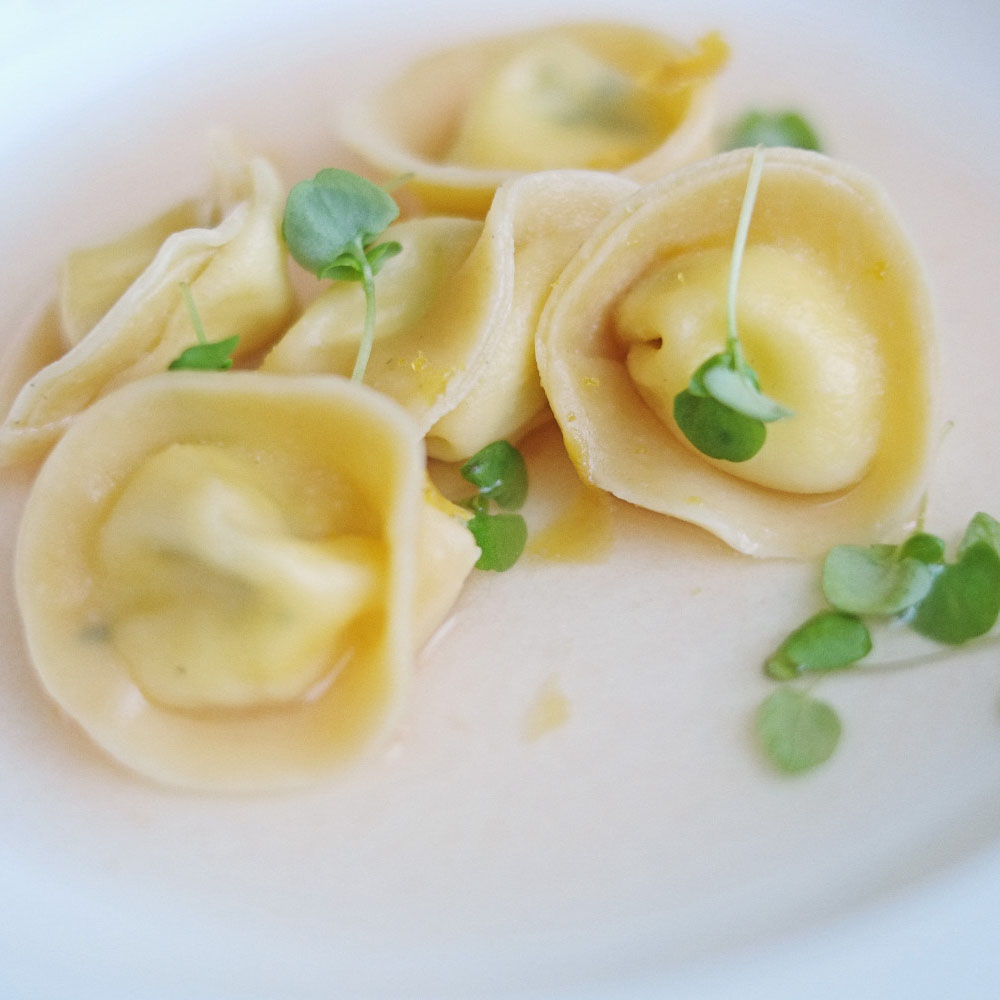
[[339, 22, 726, 215], [0, 155, 296, 467], [265, 168, 637, 461], [536, 147, 936, 557], [15, 372, 478, 790]]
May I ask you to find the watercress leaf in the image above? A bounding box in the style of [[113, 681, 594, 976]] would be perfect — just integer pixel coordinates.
[[958, 511, 1000, 559], [319, 249, 365, 282], [899, 531, 946, 565], [460, 441, 528, 511], [756, 688, 841, 774], [822, 543, 936, 616], [910, 541, 1000, 644], [764, 610, 871, 679], [673, 389, 766, 462], [467, 510, 528, 572], [686, 353, 728, 397], [365, 240, 403, 276], [168, 334, 240, 372], [282, 168, 400, 277], [701, 362, 793, 422], [725, 110, 822, 152]]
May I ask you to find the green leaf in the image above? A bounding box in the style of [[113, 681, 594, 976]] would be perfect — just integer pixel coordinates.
[[365, 240, 403, 276], [168, 282, 239, 371], [724, 110, 822, 152], [319, 240, 402, 283], [958, 511, 1000, 559], [910, 541, 1000, 644], [701, 360, 793, 422], [764, 610, 871, 680], [821, 543, 936, 616], [167, 335, 239, 371], [467, 510, 528, 572], [899, 532, 946, 565], [460, 441, 528, 511], [319, 248, 365, 282], [757, 688, 841, 774], [282, 168, 400, 278], [673, 147, 790, 463], [673, 389, 766, 462]]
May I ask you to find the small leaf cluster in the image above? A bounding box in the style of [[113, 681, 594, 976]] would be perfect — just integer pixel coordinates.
[[673, 146, 791, 464], [674, 348, 791, 462], [168, 282, 239, 371], [282, 168, 402, 383], [757, 512, 1000, 774], [458, 441, 529, 572]]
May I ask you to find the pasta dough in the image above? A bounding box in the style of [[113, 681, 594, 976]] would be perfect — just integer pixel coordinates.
[[0, 156, 296, 467], [536, 147, 936, 557], [339, 22, 725, 215], [265, 169, 637, 461], [15, 372, 478, 790]]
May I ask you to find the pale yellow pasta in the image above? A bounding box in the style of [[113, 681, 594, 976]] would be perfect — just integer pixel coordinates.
[[536, 147, 936, 557], [425, 169, 637, 460], [0, 156, 296, 467], [265, 169, 636, 461], [263, 216, 484, 413], [15, 372, 477, 791], [59, 200, 206, 348], [339, 22, 726, 216]]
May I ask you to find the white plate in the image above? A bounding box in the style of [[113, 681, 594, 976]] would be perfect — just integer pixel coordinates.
[[2, 1, 999, 997]]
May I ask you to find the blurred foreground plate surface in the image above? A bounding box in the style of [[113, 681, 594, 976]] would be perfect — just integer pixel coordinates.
[[0, 1, 999, 998]]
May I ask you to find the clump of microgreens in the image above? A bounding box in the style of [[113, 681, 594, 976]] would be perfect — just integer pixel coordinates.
[[672, 146, 792, 462], [723, 109, 822, 152], [756, 511, 1000, 774], [282, 168, 402, 383], [167, 282, 240, 371], [456, 440, 529, 572]]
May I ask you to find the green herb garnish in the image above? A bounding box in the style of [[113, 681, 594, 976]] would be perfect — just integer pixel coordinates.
[[458, 441, 529, 572], [167, 282, 239, 371], [673, 146, 791, 462], [724, 110, 822, 152], [764, 610, 872, 681], [756, 512, 1000, 774], [910, 542, 1000, 644], [282, 168, 402, 383], [757, 688, 841, 774]]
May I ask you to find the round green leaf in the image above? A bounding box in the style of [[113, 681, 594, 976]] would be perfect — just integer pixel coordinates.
[[822, 544, 936, 616], [899, 532, 946, 565], [282, 169, 400, 277], [910, 541, 1000, 644], [765, 610, 871, 679], [460, 441, 528, 511], [467, 511, 528, 572], [724, 110, 822, 151], [673, 389, 766, 462], [757, 688, 841, 774], [958, 512, 1000, 559]]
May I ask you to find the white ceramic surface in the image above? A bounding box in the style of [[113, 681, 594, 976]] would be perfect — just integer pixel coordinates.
[[1, 1, 999, 998]]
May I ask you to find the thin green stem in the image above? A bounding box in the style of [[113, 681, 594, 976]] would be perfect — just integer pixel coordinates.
[[180, 281, 208, 346], [350, 242, 377, 384], [726, 146, 766, 362]]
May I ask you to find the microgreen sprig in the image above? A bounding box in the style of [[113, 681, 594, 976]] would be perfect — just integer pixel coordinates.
[[673, 147, 791, 462], [756, 512, 1000, 774], [457, 441, 529, 572], [282, 168, 402, 383], [723, 109, 822, 152], [167, 282, 240, 371]]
